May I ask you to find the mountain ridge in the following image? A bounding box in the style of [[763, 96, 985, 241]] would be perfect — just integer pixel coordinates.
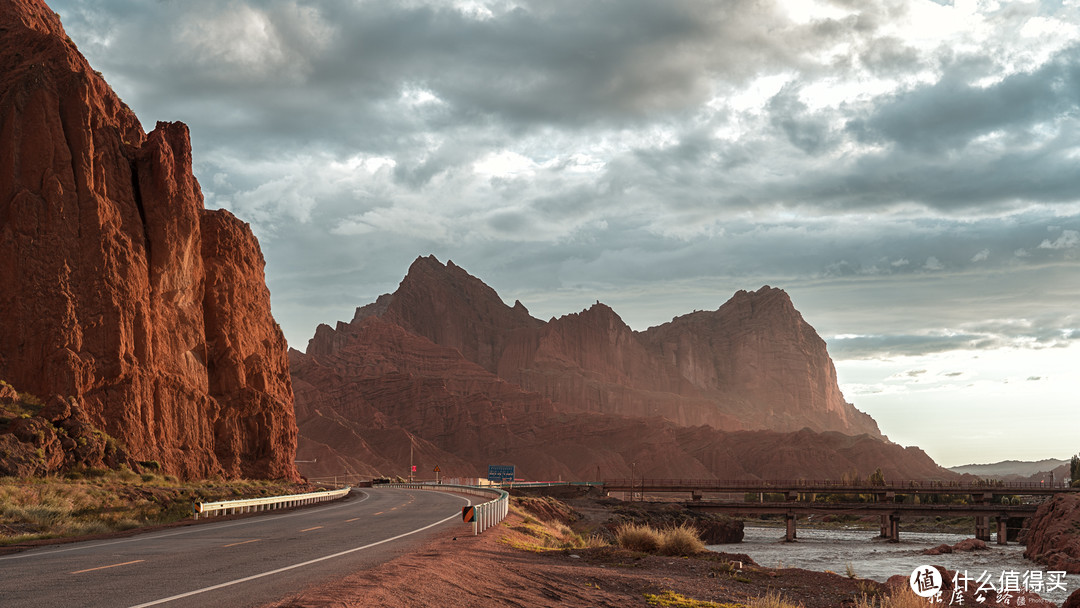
[[292, 256, 954, 482]]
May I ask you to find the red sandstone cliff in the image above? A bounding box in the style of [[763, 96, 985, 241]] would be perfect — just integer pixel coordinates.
[[1024, 494, 1080, 574], [293, 309, 952, 482], [345, 256, 878, 438], [0, 0, 298, 479], [295, 259, 947, 481], [638, 287, 881, 435]]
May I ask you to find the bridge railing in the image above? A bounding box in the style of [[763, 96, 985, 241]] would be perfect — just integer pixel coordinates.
[[602, 478, 1075, 492], [387, 483, 509, 534], [193, 487, 351, 519]]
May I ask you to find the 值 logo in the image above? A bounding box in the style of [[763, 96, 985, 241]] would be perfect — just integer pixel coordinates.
[[910, 565, 943, 598]]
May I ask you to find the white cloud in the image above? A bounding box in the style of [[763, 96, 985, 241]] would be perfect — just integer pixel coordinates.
[[47, 0, 1080, 467], [1039, 229, 1079, 250]]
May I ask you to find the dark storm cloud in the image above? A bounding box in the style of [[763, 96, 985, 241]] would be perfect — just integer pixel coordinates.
[[49, 0, 1080, 357], [851, 45, 1080, 154]]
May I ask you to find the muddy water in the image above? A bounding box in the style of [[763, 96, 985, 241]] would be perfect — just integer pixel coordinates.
[[709, 526, 1072, 605]]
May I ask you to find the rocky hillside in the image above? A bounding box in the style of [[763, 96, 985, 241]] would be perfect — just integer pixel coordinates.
[[293, 257, 952, 482], [0, 0, 298, 479], [1025, 494, 1080, 574], [332, 255, 879, 436]]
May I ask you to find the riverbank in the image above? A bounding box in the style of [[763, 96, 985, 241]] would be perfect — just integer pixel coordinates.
[[265, 495, 1058, 608]]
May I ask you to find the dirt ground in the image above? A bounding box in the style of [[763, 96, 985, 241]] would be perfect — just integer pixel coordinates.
[[261, 509, 891, 608]]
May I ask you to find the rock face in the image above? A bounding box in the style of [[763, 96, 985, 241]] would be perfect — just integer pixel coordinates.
[[294, 258, 953, 482], [0, 388, 128, 477], [344, 256, 878, 437], [1024, 494, 1080, 574], [638, 287, 881, 435], [0, 0, 298, 479]]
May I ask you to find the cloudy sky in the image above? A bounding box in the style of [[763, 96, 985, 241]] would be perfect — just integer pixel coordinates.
[[51, 0, 1079, 468]]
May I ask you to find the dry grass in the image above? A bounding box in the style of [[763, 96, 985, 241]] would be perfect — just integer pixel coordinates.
[[853, 587, 932, 608], [616, 522, 663, 552], [659, 522, 706, 556], [502, 503, 610, 552], [0, 471, 312, 545], [745, 589, 805, 608], [616, 522, 706, 556], [644, 589, 740, 607]]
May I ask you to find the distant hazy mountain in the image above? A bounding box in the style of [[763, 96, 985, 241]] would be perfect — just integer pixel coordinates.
[[949, 459, 1068, 479]]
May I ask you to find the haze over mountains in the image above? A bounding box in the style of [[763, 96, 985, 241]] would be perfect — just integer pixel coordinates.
[[949, 459, 1069, 482], [293, 256, 953, 482]]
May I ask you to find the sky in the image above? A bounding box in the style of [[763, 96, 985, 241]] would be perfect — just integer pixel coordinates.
[[49, 0, 1079, 468]]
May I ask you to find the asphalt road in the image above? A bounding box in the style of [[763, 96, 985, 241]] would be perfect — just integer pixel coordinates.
[[0, 487, 471, 608]]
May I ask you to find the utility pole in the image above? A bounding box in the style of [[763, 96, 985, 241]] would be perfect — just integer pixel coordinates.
[[631, 462, 637, 502], [409, 442, 414, 482]]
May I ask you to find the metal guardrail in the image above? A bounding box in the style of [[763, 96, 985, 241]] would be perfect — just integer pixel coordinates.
[[192, 487, 351, 520], [603, 478, 1078, 493], [388, 483, 509, 534]]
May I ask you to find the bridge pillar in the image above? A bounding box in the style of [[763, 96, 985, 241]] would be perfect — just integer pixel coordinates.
[[879, 515, 890, 538], [888, 513, 900, 543], [691, 491, 702, 501], [997, 516, 1008, 545], [785, 512, 797, 542], [975, 516, 991, 542], [786, 491, 799, 501]]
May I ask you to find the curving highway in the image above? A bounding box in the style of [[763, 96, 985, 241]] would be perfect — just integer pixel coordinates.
[[0, 487, 471, 608]]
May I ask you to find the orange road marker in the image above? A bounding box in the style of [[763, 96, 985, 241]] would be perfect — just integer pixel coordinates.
[[71, 559, 145, 574]]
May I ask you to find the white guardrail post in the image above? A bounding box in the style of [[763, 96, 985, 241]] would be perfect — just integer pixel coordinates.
[[385, 483, 509, 535], [192, 487, 351, 519]]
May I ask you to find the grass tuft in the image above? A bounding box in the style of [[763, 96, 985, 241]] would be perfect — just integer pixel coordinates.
[[659, 523, 706, 556], [745, 589, 804, 608], [617, 522, 663, 552], [644, 590, 739, 607]]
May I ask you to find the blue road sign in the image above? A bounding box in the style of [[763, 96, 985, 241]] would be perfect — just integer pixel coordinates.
[[487, 465, 515, 482]]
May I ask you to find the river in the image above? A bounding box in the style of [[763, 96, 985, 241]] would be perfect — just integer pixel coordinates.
[[709, 526, 1072, 606]]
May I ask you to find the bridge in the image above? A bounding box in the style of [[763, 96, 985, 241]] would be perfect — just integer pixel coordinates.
[[601, 478, 1076, 543]]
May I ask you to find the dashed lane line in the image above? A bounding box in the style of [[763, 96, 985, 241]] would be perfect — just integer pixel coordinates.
[[300, 526, 323, 532], [125, 499, 469, 608], [0, 491, 370, 562], [71, 559, 145, 575], [223, 539, 261, 548]]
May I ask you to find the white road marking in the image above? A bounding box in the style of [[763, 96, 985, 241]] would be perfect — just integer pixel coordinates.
[[126, 502, 467, 608], [0, 491, 369, 562]]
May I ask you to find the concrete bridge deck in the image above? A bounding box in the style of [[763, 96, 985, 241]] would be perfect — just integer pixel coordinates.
[[603, 478, 1076, 497], [687, 500, 1036, 543], [600, 478, 1073, 544]]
